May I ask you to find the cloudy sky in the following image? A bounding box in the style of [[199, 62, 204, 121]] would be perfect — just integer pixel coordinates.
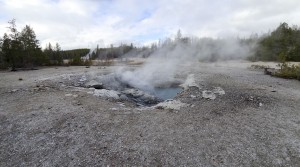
[[0, 0, 300, 49]]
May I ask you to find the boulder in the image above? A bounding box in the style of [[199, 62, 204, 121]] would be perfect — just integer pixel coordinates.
[[79, 75, 87, 82], [85, 80, 103, 89], [202, 90, 216, 100], [93, 89, 120, 100], [212, 87, 225, 95], [155, 100, 188, 110], [139, 93, 161, 105], [122, 89, 144, 97], [264, 68, 276, 75], [122, 88, 161, 105]]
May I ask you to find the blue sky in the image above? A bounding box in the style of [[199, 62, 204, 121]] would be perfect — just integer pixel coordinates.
[[1, 0, 300, 49]]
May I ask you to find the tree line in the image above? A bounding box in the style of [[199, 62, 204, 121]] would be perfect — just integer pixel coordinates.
[[1, 19, 300, 70], [89, 43, 156, 61], [251, 22, 300, 62], [0, 19, 45, 70], [0, 19, 92, 69]]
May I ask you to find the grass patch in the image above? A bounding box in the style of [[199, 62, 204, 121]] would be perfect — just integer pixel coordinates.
[[126, 60, 144, 65], [93, 60, 115, 66], [68, 56, 92, 66], [274, 63, 300, 80], [250, 64, 270, 70]]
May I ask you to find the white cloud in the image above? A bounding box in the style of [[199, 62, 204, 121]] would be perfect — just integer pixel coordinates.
[[0, 0, 300, 49]]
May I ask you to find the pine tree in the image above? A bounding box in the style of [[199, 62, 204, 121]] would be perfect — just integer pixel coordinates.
[[19, 25, 42, 67], [43, 43, 52, 64], [54, 43, 63, 65], [176, 29, 182, 42], [3, 19, 22, 70]]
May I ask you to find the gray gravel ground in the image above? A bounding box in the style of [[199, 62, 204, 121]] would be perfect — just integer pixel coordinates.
[[0, 61, 300, 166]]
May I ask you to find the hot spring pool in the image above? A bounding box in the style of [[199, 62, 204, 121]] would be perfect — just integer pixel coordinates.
[[151, 87, 182, 100]]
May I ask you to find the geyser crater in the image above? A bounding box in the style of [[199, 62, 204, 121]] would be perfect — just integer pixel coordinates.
[[84, 72, 183, 106]]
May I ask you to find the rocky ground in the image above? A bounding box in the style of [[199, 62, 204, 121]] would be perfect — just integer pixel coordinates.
[[0, 61, 300, 166]]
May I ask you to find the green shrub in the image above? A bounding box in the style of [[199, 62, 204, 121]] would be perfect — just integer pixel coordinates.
[[94, 60, 114, 66], [274, 63, 300, 80], [250, 64, 270, 70], [68, 56, 92, 66]]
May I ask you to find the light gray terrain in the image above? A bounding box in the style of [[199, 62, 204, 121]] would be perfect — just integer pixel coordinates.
[[0, 61, 300, 166]]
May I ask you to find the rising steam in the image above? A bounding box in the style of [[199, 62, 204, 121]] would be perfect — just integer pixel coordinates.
[[117, 35, 257, 91]]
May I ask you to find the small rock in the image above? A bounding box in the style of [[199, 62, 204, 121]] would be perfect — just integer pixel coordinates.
[[122, 89, 144, 97], [259, 102, 263, 107], [79, 75, 87, 82], [118, 103, 125, 107], [155, 100, 188, 110], [202, 90, 216, 100], [62, 74, 72, 80], [33, 88, 39, 91], [85, 80, 103, 89], [140, 94, 161, 104], [264, 68, 276, 75], [191, 95, 196, 98], [93, 89, 120, 100], [73, 94, 78, 98], [65, 93, 73, 97], [11, 89, 18, 93], [212, 87, 225, 95], [87, 91, 94, 94], [119, 94, 128, 100], [156, 106, 164, 110]]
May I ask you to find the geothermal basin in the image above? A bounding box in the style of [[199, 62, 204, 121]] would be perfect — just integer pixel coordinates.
[[1, 61, 300, 166], [80, 71, 183, 106]]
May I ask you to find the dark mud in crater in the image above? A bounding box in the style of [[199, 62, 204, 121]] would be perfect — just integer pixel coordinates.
[[80, 73, 183, 106]]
